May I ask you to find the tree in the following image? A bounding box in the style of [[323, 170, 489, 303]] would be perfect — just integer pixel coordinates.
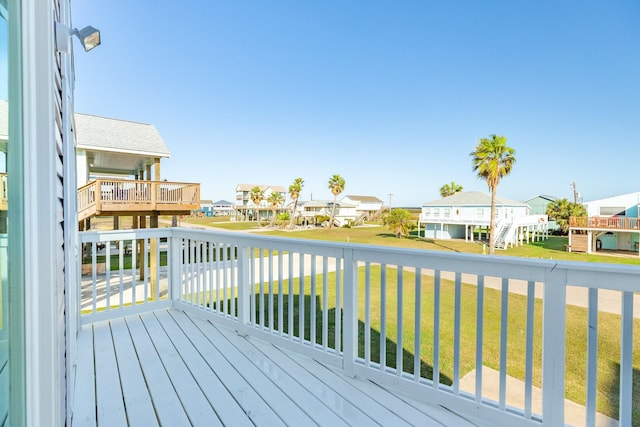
[[249, 186, 265, 222], [288, 177, 304, 229], [383, 208, 414, 238], [470, 134, 516, 254], [275, 212, 290, 229], [327, 174, 345, 229], [267, 191, 284, 227], [440, 181, 463, 197], [546, 198, 587, 234]]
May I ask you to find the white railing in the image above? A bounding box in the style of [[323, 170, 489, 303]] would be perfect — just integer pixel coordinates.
[[78, 228, 639, 427]]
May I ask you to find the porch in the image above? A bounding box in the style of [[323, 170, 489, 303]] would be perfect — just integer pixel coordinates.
[[72, 228, 639, 426]]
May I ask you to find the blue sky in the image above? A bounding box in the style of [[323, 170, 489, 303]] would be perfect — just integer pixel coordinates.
[[70, 1, 640, 207]]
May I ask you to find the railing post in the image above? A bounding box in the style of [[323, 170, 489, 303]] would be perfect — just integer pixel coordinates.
[[542, 266, 567, 426], [169, 230, 181, 304], [342, 247, 358, 377], [236, 245, 251, 333]]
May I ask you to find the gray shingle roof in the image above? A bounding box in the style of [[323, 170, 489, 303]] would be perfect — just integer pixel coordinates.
[[422, 191, 529, 207], [75, 112, 170, 157]]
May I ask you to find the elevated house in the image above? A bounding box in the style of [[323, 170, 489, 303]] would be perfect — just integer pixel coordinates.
[[213, 199, 235, 216], [418, 191, 549, 249], [234, 183, 287, 221], [340, 194, 384, 222], [568, 192, 640, 255], [523, 194, 559, 231], [75, 112, 200, 230], [299, 199, 357, 227], [1, 3, 637, 427]]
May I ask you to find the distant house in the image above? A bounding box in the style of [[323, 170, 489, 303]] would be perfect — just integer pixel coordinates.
[[568, 192, 640, 254], [523, 195, 559, 231], [196, 199, 214, 216], [213, 199, 235, 216], [235, 184, 287, 221], [418, 191, 549, 249], [340, 195, 384, 221], [299, 200, 357, 227]]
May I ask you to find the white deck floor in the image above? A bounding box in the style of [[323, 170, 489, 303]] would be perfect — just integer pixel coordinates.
[[71, 309, 479, 427]]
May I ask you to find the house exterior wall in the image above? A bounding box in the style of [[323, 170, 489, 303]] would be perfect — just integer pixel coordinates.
[[584, 192, 640, 217], [3, 1, 74, 425], [420, 204, 529, 223]]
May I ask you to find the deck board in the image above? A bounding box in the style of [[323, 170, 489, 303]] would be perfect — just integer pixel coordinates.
[[71, 326, 96, 426], [93, 321, 127, 426], [109, 318, 158, 427], [155, 311, 254, 427], [72, 309, 478, 426], [138, 311, 222, 427], [124, 315, 192, 426]]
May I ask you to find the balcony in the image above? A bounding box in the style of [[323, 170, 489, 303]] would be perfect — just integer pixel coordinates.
[[73, 228, 639, 426], [570, 216, 640, 231], [77, 179, 200, 222]]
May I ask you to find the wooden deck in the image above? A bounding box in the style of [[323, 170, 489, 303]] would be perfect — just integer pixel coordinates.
[[77, 179, 200, 222], [71, 309, 478, 427]]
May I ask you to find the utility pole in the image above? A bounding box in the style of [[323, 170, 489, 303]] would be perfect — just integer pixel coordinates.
[[388, 193, 393, 211], [572, 181, 578, 204]]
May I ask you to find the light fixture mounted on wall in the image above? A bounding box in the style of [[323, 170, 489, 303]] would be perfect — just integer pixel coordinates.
[[55, 22, 101, 53]]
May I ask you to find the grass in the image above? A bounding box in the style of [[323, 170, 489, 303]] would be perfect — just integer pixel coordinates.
[[199, 265, 639, 423]]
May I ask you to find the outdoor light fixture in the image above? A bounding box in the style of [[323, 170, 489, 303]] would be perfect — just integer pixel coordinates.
[[56, 22, 101, 53]]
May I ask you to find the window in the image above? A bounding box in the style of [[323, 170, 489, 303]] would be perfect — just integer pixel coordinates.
[[424, 208, 430, 216], [444, 208, 451, 218], [434, 208, 440, 217], [477, 208, 484, 218]]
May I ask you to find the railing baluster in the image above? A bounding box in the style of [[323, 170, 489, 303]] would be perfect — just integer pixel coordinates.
[[118, 239, 124, 308], [249, 247, 255, 324], [365, 261, 371, 367], [105, 242, 111, 311], [335, 257, 342, 354], [322, 257, 329, 350], [299, 252, 305, 343], [414, 268, 421, 382], [130, 239, 137, 306], [453, 271, 462, 394], [380, 264, 387, 371], [585, 287, 598, 426], [433, 269, 441, 389], [499, 277, 509, 409], [278, 251, 284, 336], [475, 275, 485, 403], [269, 250, 274, 332], [343, 248, 357, 376], [259, 248, 264, 327], [396, 266, 404, 377], [524, 280, 535, 418], [619, 291, 633, 426], [288, 251, 294, 341], [91, 242, 97, 314], [310, 254, 317, 346]]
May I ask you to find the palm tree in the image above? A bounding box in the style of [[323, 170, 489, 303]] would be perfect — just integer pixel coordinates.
[[327, 174, 345, 228], [249, 186, 265, 222], [440, 181, 463, 197], [383, 208, 414, 238], [546, 198, 587, 234], [267, 191, 284, 227], [470, 134, 516, 254], [288, 177, 304, 229]]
